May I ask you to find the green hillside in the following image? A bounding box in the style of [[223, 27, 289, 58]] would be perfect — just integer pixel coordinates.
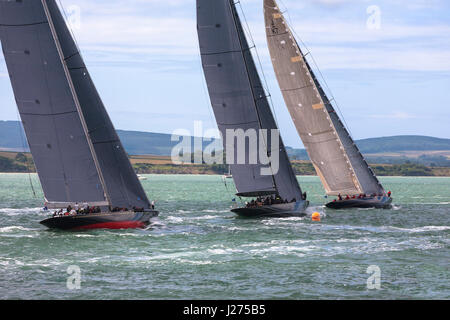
[[0, 121, 208, 155], [1, 121, 449, 166], [357, 136, 450, 153]]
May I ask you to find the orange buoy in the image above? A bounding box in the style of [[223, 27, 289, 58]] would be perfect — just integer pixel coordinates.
[[312, 212, 321, 222]]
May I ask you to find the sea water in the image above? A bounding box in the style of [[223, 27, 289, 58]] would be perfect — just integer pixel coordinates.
[[0, 174, 448, 299]]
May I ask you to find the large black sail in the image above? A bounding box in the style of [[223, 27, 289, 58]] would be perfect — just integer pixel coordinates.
[[264, 0, 385, 196], [0, 0, 150, 209], [197, 0, 303, 202], [0, 0, 106, 207], [44, 1, 150, 209]]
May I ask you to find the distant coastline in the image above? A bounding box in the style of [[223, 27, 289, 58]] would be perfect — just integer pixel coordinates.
[[1, 152, 449, 177], [2, 121, 450, 167]]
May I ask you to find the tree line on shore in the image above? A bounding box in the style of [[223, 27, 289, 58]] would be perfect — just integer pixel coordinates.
[[1, 152, 449, 177]]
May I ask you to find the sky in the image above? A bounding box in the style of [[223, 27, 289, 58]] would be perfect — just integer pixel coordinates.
[[0, 0, 449, 148]]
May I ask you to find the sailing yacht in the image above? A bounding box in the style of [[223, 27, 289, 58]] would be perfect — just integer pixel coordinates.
[[264, 0, 392, 209], [0, 0, 159, 229], [197, 0, 309, 217]]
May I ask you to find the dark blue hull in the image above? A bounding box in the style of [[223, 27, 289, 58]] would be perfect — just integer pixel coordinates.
[[326, 196, 392, 209], [232, 201, 309, 218]]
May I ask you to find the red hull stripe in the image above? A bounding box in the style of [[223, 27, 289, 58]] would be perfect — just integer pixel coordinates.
[[74, 221, 146, 230]]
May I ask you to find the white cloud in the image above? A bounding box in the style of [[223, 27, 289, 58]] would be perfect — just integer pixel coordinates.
[[53, 0, 450, 72], [369, 112, 419, 119]]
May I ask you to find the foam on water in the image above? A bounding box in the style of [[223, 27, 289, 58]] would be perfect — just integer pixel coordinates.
[[0, 226, 35, 233], [388, 225, 450, 233], [0, 207, 43, 216], [0, 175, 449, 299]]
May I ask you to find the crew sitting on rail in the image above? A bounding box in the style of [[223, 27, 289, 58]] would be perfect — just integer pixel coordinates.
[[53, 206, 102, 218], [53, 209, 63, 218], [246, 196, 297, 208]]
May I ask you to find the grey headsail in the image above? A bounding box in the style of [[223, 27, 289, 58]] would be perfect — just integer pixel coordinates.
[[0, 0, 150, 209], [264, 0, 385, 196], [197, 0, 303, 202]]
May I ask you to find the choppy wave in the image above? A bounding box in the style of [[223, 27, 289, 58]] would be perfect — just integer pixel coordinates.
[[189, 215, 222, 221], [165, 216, 184, 224], [0, 226, 35, 233], [0, 208, 43, 216], [388, 225, 450, 233], [201, 209, 230, 214], [176, 259, 216, 265]]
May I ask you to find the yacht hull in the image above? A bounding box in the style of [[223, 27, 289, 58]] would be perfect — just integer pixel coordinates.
[[326, 196, 392, 209], [40, 211, 159, 231], [232, 201, 309, 218]]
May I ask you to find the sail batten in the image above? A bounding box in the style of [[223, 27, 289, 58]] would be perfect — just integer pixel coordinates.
[[198, 0, 303, 202], [264, 0, 385, 196], [44, 0, 151, 209]]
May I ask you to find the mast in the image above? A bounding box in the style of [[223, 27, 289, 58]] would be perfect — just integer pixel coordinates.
[[228, 0, 277, 193], [44, 0, 152, 209], [197, 0, 303, 202], [264, 0, 385, 196], [41, 0, 111, 207]]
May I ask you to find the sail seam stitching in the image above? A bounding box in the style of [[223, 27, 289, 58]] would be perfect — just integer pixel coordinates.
[[64, 51, 80, 61], [281, 84, 314, 92], [217, 120, 259, 126], [20, 110, 78, 116], [0, 22, 47, 27], [92, 140, 120, 145]]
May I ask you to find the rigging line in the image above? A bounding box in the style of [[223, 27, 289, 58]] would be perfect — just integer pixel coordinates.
[[229, 0, 278, 192], [277, 4, 382, 192], [236, 1, 301, 196], [57, 0, 82, 53], [196, 49, 222, 172], [222, 176, 243, 206], [42, 0, 112, 206], [278, 0, 355, 140], [197, 54, 218, 138], [15, 111, 37, 198], [235, 1, 280, 127], [234, 1, 278, 123]]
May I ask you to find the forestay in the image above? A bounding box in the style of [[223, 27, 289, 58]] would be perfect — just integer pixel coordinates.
[[197, 0, 303, 202], [264, 0, 385, 196]]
